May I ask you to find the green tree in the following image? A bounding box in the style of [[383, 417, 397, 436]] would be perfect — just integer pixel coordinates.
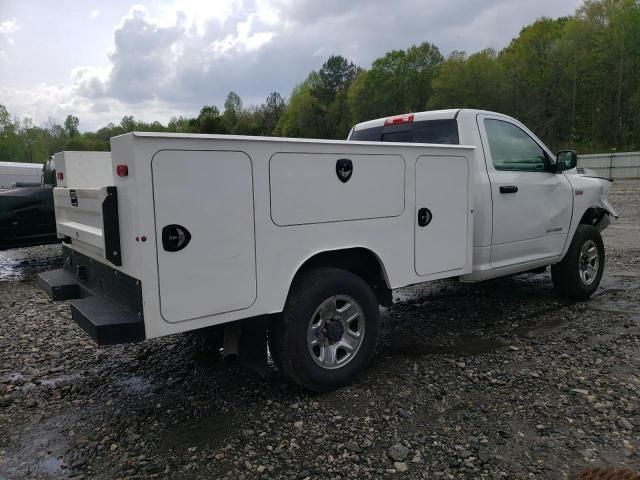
[[0, 105, 10, 130], [197, 105, 227, 134], [350, 42, 444, 122], [223, 91, 243, 131], [64, 115, 80, 138], [275, 73, 324, 138], [168, 116, 198, 133], [312, 55, 357, 105], [120, 115, 137, 132], [261, 92, 285, 135], [429, 49, 502, 111]]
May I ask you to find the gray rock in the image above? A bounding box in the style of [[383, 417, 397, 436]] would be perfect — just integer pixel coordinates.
[[398, 408, 412, 418], [344, 442, 362, 453], [477, 447, 490, 464], [388, 444, 410, 462], [394, 462, 409, 473], [617, 418, 633, 430], [458, 450, 473, 459]]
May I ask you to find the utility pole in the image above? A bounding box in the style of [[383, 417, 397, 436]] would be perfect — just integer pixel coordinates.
[[609, 147, 616, 180]]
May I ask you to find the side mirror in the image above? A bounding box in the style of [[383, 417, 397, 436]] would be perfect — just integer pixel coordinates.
[[556, 150, 577, 171]]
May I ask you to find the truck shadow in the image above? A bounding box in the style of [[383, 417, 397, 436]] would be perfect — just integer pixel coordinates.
[[375, 271, 569, 361]]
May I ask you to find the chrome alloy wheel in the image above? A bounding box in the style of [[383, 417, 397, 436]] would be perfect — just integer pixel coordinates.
[[579, 239, 599, 286], [307, 295, 365, 370]]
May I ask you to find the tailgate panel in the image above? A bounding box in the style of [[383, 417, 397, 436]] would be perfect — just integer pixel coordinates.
[[53, 186, 122, 265]]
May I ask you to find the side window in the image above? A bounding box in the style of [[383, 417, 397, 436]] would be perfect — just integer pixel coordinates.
[[484, 119, 546, 172]]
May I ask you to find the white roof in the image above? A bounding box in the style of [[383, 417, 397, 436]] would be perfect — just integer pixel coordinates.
[[352, 109, 461, 131], [351, 108, 519, 132]]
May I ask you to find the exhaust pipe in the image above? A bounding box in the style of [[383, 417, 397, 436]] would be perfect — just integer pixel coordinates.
[[222, 323, 241, 363]]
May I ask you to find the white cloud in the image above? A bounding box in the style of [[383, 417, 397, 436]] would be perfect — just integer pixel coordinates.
[[0, 82, 194, 131], [90, 9, 100, 19], [72, 4, 278, 106], [0, 18, 20, 35], [155, 0, 244, 34], [208, 14, 276, 58], [0, 18, 20, 45]]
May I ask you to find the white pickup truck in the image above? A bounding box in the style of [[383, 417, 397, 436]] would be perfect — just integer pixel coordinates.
[[38, 109, 617, 391]]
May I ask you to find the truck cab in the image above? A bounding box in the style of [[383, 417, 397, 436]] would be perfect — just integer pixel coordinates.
[[348, 109, 617, 282]]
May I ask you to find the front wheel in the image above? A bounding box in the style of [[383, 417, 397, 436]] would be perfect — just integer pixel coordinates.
[[271, 267, 380, 392], [551, 224, 605, 300]]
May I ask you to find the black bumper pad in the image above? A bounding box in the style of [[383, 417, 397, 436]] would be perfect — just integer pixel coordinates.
[[37, 268, 81, 300], [71, 296, 144, 345]]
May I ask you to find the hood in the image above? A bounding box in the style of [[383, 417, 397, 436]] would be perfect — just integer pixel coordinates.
[[575, 166, 612, 182]]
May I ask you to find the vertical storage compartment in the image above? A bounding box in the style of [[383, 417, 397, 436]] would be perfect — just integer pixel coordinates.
[[152, 150, 256, 323], [414, 155, 470, 275]]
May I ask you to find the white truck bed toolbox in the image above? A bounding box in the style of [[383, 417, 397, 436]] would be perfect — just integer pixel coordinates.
[[37, 246, 144, 345]]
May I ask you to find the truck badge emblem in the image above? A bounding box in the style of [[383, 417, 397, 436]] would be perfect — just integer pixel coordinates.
[[336, 159, 353, 183]]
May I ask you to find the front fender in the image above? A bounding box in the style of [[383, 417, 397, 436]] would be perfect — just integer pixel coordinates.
[[600, 196, 618, 219], [560, 173, 617, 259]]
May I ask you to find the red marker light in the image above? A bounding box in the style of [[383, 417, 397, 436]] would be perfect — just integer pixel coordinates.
[[57, 172, 64, 180], [384, 113, 414, 126], [116, 165, 129, 177]]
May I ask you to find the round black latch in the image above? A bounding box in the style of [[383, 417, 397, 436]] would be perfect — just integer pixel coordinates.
[[417, 208, 432, 227], [162, 224, 191, 252]]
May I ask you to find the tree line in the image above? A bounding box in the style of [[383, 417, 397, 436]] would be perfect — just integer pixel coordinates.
[[1, 0, 638, 164]]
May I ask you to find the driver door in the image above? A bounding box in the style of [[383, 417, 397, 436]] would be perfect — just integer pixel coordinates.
[[477, 114, 573, 269]]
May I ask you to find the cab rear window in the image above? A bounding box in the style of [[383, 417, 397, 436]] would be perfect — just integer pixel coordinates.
[[350, 119, 459, 145]]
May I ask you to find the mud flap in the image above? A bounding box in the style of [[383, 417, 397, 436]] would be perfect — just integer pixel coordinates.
[[238, 316, 269, 377]]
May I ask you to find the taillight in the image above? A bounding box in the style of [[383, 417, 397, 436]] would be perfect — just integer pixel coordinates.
[[116, 165, 128, 177], [57, 172, 64, 180], [384, 113, 414, 126]]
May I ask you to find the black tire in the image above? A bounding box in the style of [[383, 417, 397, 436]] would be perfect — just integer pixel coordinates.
[[551, 224, 605, 300], [271, 267, 380, 392]]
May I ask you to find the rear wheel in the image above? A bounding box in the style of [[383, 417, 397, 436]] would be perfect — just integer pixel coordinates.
[[271, 267, 380, 392], [551, 224, 605, 300]]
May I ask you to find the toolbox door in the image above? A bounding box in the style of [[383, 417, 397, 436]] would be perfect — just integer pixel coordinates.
[[414, 155, 470, 275], [152, 150, 256, 323]]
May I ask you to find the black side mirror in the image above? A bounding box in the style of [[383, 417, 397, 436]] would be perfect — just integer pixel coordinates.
[[556, 150, 577, 172]]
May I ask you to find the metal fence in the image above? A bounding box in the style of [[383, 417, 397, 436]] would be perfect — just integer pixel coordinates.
[[578, 151, 640, 179]]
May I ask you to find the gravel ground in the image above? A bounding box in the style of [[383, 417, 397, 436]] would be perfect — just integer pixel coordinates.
[[1, 181, 639, 480]]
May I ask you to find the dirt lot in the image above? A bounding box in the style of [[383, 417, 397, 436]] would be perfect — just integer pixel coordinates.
[[0, 180, 638, 480]]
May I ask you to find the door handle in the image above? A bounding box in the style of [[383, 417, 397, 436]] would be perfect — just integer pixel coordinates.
[[499, 185, 518, 194], [417, 207, 432, 227]]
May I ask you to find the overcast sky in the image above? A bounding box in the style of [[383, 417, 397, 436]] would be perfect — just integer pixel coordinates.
[[0, 0, 582, 130]]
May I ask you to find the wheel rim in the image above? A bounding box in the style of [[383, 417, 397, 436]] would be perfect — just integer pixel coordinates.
[[579, 239, 599, 286], [307, 295, 365, 370]]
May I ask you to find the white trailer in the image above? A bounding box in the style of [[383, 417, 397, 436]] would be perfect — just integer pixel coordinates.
[[0, 161, 43, 187], [38, 109, 617, 391]]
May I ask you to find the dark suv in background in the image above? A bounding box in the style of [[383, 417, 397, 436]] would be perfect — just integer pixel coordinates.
[[0, 157, 59, 250]]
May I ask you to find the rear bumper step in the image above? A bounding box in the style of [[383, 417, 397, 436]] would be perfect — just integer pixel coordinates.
[[37, 246, 145, 345], [37, 268, 81, 300], [71, 296, 144, 345]]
